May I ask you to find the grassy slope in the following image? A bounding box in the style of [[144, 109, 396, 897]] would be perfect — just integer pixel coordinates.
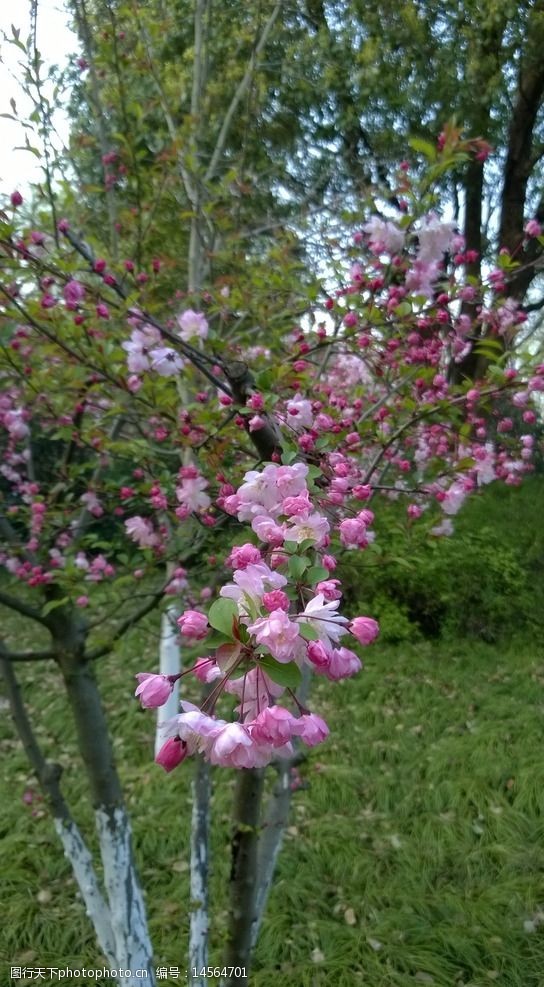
[[1, 631, 544, 986]]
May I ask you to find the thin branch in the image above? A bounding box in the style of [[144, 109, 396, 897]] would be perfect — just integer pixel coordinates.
[[87, 583, 169, 660], [0, 587, 50, 626], [204, 1, 282, 184], [0, 647, 55, 662]]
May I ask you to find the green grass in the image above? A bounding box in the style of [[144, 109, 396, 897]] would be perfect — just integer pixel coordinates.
[[1, 628, 544, 986]]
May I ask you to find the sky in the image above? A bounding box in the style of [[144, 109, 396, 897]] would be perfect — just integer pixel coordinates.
[[0, 0, 75, 193]]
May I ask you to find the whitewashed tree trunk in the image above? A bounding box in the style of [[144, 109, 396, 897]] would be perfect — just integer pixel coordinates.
[[96, 807, 155, 987], [53, 817, 117, 965], [155, 605, 181, 756], [189, 757, 211, 986]]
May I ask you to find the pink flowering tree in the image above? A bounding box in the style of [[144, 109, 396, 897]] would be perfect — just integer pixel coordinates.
[[1, 126, 543, 985]]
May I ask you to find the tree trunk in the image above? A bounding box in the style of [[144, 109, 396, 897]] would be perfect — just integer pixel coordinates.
[[222, 769, 265, 986], [54, 615, 155, 986]]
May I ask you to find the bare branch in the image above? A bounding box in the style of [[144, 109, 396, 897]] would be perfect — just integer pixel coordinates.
[[205, 1, 282, 184], [87, 584, 169, 660]]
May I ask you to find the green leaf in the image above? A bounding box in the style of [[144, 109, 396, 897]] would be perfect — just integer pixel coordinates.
[[207, 598, 238, 638], [298, 622, 319, 641], [409, 137, 437, 161], [257, 655, 302, 689], [283, 540, 298, 554], [41, 597, 69, 617], [288, 555, 309, 579], [306, 565, 329, 584]]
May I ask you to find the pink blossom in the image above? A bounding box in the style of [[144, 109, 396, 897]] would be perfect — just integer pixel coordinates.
[[177, 610, 209, 639], [250, 706, 300, 746], [525, 219, 542, 238], [251, 514, 286, 545], [349, 616, 379, 646], [284, 512, 330, 548], [63, 280, 86, 309], [80, 491, 104, 517], [316, 579, 342, 601], [208, 723, 271, 768], [326, 646, 362, 680], [286, 398, 314, 430], [193, 658, 221, 683], [124, 516, 160, 549], [122, 326, 161, 373], [135, 673, 174, 708], [221, 562, 287, 618], [282, 491, 312, 516], [155, 737, 187, 772], [417, 214, 456, 263], [307, 640, 331, 670], [248, 609, 301, 662], [227, 543, 262, 568], [295, 713, 329, 747], [177, 309, 209, 341], [262, 589, 290, 611], [362, 217, 405, 255], [176, 474, 211, 512], [11, 190, 23, 207], [339, 517, 368, 549], [249, 415, 266, 432]]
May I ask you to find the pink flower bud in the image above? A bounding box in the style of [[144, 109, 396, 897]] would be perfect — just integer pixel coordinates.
[[135, 673, 174, 708], [155, 737, 187, 772], [349, 616, 379, 646], [177, 609, 209, 639]]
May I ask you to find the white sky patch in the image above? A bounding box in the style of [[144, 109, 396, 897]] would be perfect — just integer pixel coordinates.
[[0, 0, 75, 193]]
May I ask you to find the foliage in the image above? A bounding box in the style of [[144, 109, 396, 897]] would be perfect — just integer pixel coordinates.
[[346, 477, 544, 644], [2, 614, 544, 984]]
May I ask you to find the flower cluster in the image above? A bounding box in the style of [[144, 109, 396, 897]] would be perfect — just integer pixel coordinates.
[[137, 462, 379, 770]]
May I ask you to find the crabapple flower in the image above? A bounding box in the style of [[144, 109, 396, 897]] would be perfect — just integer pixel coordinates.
[[177, 610, 208, 639], [307, 641, 362, 679], [122, 326, 161, 373], [362, 217, 405, 255], [193, 658, 221, 683], [339, 516, 369, 549], [316, 579, 342, 601], [349, 617, 379, 646], [295, 713, 330, 746], [247, 609, 301, 662], [135, 673, 174, 708], [250, 706, 302, 746], [220, 562, 287, 618], [176, 473, 211, 512], [125, 516, 160, 548], [225, 667, 283, 721], [63, 280, 85, 309], [177, 309, 209, 341], [227, 543, 262, 568], [301, 593, 348, 645], [155, 737, 187, 772], [150, 347, 185, 376], [284, 511, 330, 547]]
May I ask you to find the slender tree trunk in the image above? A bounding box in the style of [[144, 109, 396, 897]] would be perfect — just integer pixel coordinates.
[[188, 756, 211, 986], [155, 604, 181, 756], [222, 769, 265, 986], [0, 653, 117, 966], [54, 616, 155, 986]]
